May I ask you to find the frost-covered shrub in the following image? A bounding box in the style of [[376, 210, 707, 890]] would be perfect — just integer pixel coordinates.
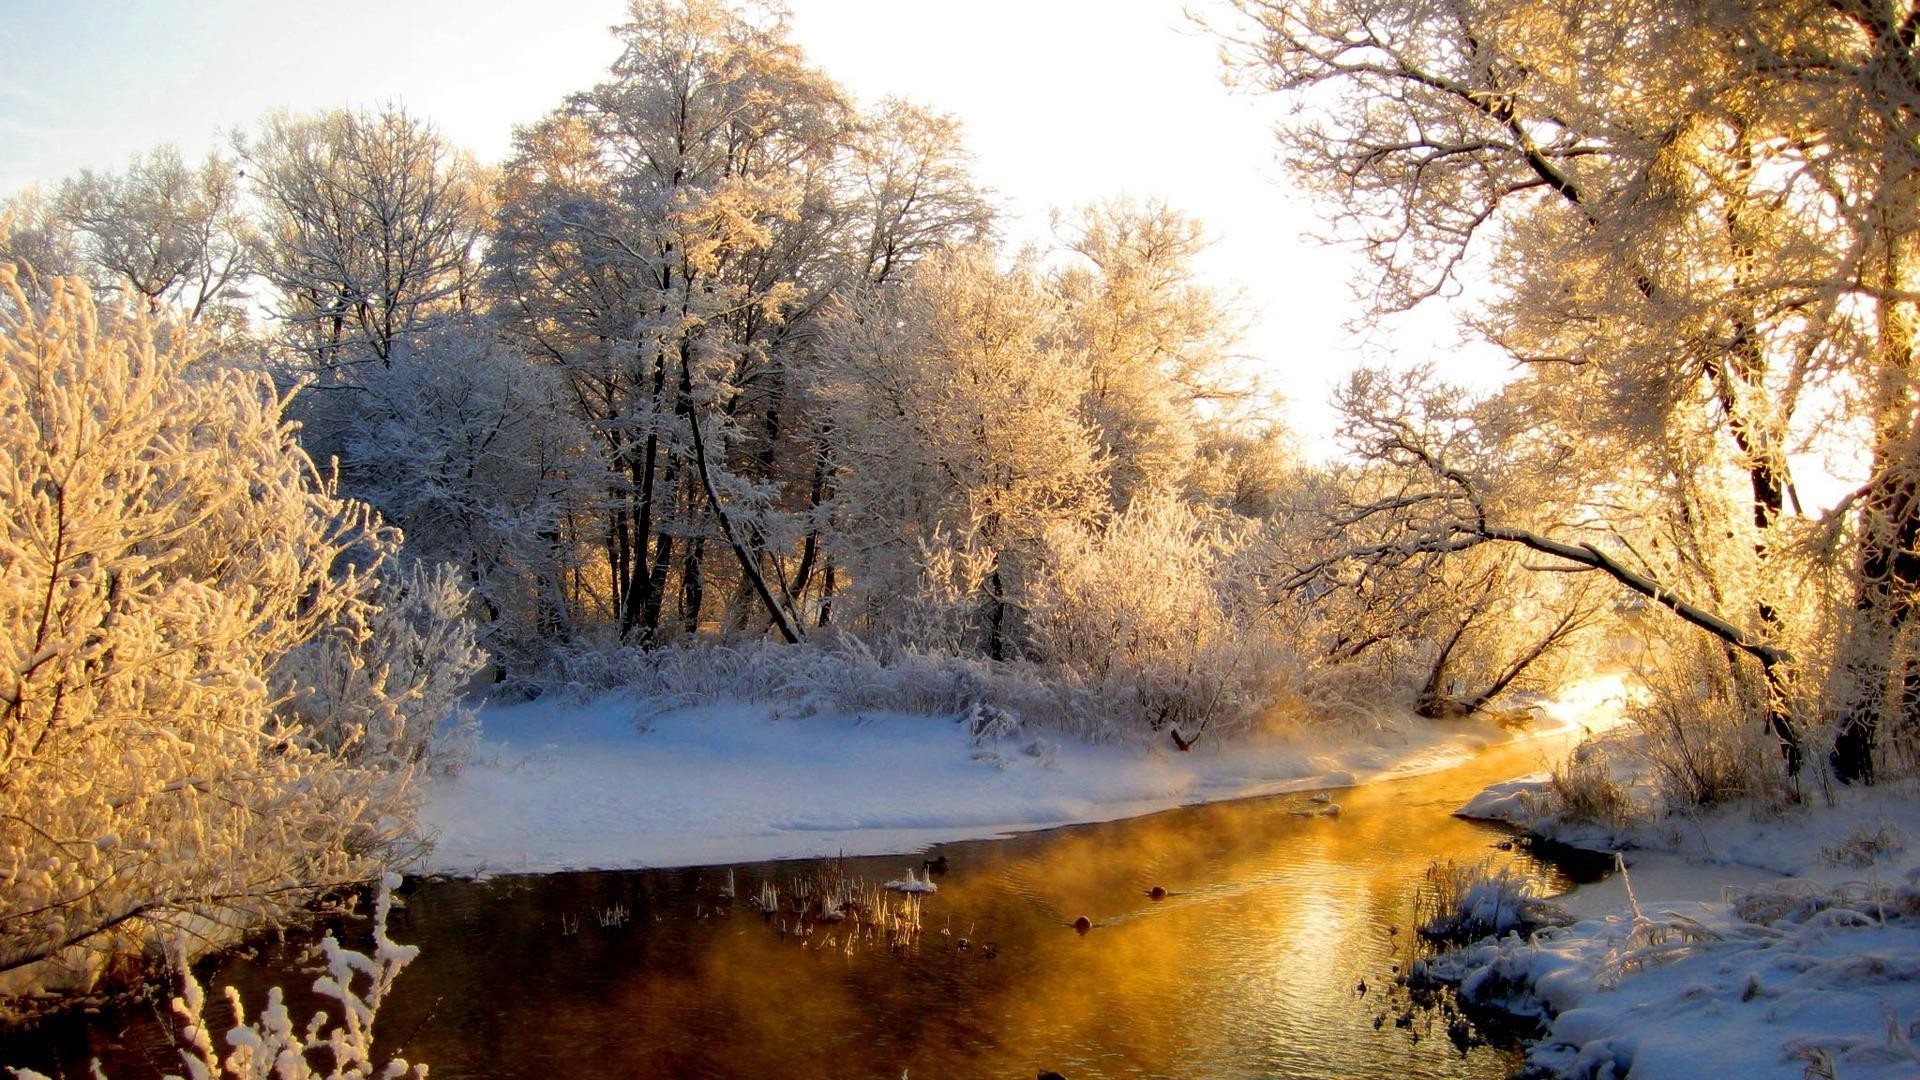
[[1629, 634, 1778, 809], [1818, 820, 1910, 870], [0, 271, 436, 1002], [1025, 498, 1290, 740], [890, 530, 1004, 658], [1417, 859, 1568, 943], [274, 559, 487, 775], [172, 873, 423, 1080], [1548, 738, 1633, 827]]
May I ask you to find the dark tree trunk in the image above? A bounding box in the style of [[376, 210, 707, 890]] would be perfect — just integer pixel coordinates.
[[986, 567, 1007, 662], [681, 536, 706, 634], [1831, 470, 1920, 784]]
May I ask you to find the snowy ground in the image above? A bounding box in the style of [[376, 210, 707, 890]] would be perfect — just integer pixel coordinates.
[[415, 675, 1631, 876], [1448, 736, 1920, 1078]]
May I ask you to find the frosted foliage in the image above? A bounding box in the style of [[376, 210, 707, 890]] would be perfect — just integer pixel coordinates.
[[166, 873, 424, 1080], [1625, 628, 1784, 809], [0, 270, 422, 998], [273, 559, 485, 775], [815, 246, 1105, 645], [2, 875, 425, 1079], [322, 323, 597, 666], [551, 621, 1282, 746], [1027, 498, 1288, 739], [1418, 859, 1562, 942], [1214, 0, 1920, 783]]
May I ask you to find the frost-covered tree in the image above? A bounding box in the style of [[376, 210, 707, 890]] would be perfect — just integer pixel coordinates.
[[1212, 0, 1920, 782], [241, 106, 485, 376], [332, 323, 604, 665], [491, 0, 854, 645], [58, 146, 254, 327], [1053, 198, 1247, 512], [816, 246, 1105, 658], [0, 189, 82, 304], [843, 99, 996, 288], [0, 267, 469, 998]]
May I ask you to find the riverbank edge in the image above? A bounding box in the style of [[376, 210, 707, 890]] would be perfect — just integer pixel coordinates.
[[1435, 762, 1920, 1078], [415, 680, 1617, 879]]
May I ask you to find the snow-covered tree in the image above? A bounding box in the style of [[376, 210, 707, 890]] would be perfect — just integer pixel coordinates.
[[0, 266, 468, 998], [816, 246, 1106, 658], [0, 189, 82, 305], [843, 99, 996, 288], [491, 0, 854, 646], [58, 146, 254, 327], [331, 322, 604, 665], [1053, 198, 1246, 511], [241, 106, 485, 376], [1212, 0, 1920, 783]]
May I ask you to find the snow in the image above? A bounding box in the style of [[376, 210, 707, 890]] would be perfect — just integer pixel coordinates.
[[416, 689, 1580, 876], [1445, 734, 1920, 1078], [883, 867, 939, 893]]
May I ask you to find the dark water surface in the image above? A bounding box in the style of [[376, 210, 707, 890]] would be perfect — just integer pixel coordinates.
[[8, 735, 1606, 1079]]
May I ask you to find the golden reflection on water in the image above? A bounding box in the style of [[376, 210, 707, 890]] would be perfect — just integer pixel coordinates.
[[30, 736, 1586, 1079]]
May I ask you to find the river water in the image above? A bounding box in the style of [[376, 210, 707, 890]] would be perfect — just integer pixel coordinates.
[[7, 735, 1605, 1079]]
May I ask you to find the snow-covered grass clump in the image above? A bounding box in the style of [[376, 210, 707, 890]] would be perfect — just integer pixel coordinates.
[[883, 867, 939, 894], [1417, 859, 1570, 944]]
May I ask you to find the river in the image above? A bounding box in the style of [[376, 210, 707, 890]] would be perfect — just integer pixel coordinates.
[[5, 734, 1604, 1079]]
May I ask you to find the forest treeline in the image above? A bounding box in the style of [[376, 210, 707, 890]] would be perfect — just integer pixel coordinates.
[[6, 0, 1920, 1007]]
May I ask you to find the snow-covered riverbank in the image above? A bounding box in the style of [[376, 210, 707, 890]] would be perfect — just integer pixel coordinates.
[[1446, 740, 1920, 1078], [415, 676, 1628, 876]]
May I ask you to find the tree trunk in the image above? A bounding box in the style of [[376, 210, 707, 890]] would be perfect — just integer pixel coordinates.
[[681, 350, 804, 645], [681, 536, 706, 634], [1414, 611, 1476, 719], [818, 563, 835, 628], [1831, 226, 1920, 785], [986, 566, 1008, 662]]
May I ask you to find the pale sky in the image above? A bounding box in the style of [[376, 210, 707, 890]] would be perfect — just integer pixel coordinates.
[[0, 0, 1496, 453]]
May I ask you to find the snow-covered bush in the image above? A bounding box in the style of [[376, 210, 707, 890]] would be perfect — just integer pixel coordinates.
[[1026, 497, 1290, 741], [1628, 633, 1781, 809], [274, 559, 487, 775], [1547, 738, 1633, 827], [1417, 859, 1568, 943], [0, 270, 443, 1003]]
